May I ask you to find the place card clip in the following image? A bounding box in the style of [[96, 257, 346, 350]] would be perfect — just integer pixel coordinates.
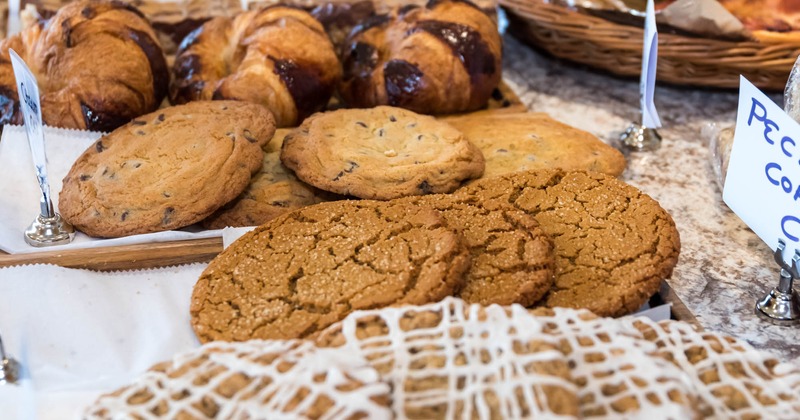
[[755, 239, 800, 324], [0, 334, 20, 386]]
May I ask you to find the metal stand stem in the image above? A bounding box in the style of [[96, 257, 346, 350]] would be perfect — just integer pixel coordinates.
[[0, 334, 20, 385], [755, 239, 800, 324]]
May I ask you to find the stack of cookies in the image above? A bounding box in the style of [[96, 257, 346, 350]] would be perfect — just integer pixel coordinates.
[[86, 298, 800, 419], [188, 167, 680, 348]]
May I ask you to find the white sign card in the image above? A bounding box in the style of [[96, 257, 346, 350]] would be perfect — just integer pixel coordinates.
[[640, 0, 662, 128], [724, 76, 800, 263], [8, 49, 51, 213]]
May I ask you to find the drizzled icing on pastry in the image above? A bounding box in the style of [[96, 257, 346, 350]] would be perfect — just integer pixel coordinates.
[[85, 340, 392, 419]]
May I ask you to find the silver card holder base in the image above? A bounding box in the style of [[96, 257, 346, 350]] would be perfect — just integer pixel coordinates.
[[755, 240, 800, 324], [24, 213, 75, 247], [620, 123, 662, 152]]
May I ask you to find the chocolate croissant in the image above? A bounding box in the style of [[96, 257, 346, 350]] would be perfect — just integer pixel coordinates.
[[339, 0, 502, 115], [170, 6, 342, 128], [0, 0, 169, 132]]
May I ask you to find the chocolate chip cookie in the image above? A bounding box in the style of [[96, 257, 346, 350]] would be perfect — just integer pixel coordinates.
[[202, 129, 336, 229], [440, 112, 626, 179], [396, 194, 554, 306], [457, 169, 681, 317], [59, 101, 276, 238], [190, 199, 470, 342], [280, 106, 485, 200]]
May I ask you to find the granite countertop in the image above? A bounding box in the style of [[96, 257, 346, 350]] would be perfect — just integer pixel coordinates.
[[500, 35, 800, 363]]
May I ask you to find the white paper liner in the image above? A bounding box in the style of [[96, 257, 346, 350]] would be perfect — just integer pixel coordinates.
[[0, 263, 206, 419], [0, 125, 224, 254]]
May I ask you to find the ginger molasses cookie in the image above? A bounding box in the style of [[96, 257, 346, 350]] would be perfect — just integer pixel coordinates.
[[59, 101, 276, 238], [441, 112, 626, 179], [280, 106, 484, 200], [202, 129, 336, 229], [85, 340, 392, 419], [315, 298, 580, 419], [190, 200, 470, 343], [397, 194, 554, 306], [457, 169, 680, 317]]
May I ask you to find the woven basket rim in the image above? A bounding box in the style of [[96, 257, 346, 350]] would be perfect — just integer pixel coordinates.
[[500, 0, 800, 90]]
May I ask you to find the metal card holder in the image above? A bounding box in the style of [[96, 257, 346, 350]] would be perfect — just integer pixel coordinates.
[[0, 334, 20, 385], [755, 239, 800, 324]]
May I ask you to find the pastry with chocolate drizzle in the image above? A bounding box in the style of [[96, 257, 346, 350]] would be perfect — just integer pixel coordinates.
[[339, 0, 502, 115], [0, 0, 169, 132], [170, 5, 342, 128]]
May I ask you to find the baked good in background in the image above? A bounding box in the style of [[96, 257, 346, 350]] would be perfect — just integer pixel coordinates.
[[338, 0, 503, 114], [280, 106, 485, 200], [201, 128, 337, 229], [170, 5, 342, 127], [457, 169, 681, 317], [58, 101, 276, 238], [85, 340, 392, 419], [190, 199, 471, 342], [0, 0, 169, 131], [88, 298, 800, 418], [20, 0, 243, 54], [441, 112, 627, 179]]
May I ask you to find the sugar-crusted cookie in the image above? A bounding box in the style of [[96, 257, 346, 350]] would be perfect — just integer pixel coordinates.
[[85, 340, 392, 419], [315, 298, 580, 419], [280, 106, 484, 200], [190, 199, 470, 342], [396, 194, 554, 306], [441, 112, 626, 179], [457, 169, 680, 317], [202, 129, 335, 229], [59, 101, 276, 238]]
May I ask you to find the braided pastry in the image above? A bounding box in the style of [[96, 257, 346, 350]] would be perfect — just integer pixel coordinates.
[[0, 0, 169, 132], [170, 6, 342, 127], [339, 0, 502, 115]]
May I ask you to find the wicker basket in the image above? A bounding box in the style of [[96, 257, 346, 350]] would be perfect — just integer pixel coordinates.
[[501, 0, 800, 90]]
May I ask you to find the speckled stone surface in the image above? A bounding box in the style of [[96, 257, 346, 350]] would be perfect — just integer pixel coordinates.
[[501, 35, 800, 364]]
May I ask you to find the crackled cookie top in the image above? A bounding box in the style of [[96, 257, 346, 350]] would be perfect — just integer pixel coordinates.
[[457, 169, 681, 317], [190, 199, 470, 342], [316, 297, 580, 419], [85, 340, 392, 419], [59, 101, 276, 238], [203, 129, 334, 229], [396, 194, 554, 306], [280, 106, 484, 200]]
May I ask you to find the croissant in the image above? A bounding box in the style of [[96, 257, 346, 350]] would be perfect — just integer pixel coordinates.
[[170, 6, 342, 128], [0, 0, 169, 132], [339, 0, 502, 115]]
